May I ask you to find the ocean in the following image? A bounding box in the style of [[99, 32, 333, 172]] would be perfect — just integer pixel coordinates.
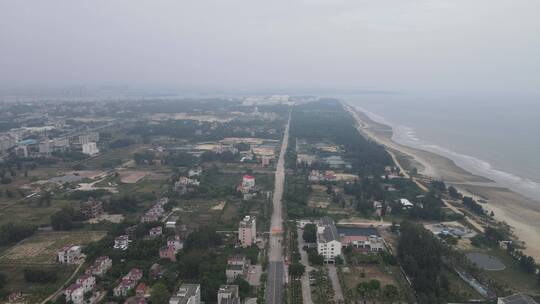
[[342, 93, 540, 202]]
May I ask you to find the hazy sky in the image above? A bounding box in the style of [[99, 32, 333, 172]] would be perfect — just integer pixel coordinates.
[[1, 0, 539, 95]]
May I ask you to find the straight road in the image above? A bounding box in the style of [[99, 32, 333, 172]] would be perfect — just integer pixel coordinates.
[[297, 227, 314, 304], [266, 112, 291, 304]]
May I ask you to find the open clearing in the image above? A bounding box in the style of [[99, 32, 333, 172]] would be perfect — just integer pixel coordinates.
[[0, 231, 106, 264], [466, 252, 506, 271]]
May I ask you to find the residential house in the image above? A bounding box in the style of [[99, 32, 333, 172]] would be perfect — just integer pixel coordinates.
[[135, 283, 149, 298], [169, 284, 200, 304], [159, 246, 177, 262], [85, 256, 112, 277], [217, 285, 240, 304], [167, 235, 184, 251], [76, 274, 96, 293], [113, 269, 143, 297], [226, 255, 249, 283], [58, 245, 82, 264], [114, 235, 130, 250], [150, 263, 165, 280], [149, 226, 163, 237], [64, 284, 84, 304]]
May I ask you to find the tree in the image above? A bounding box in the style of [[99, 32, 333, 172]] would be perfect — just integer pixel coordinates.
[[50, 208, 74, 231], [366, 279, 381, 302], [0, 272, 6, 289], [150, 283, 170, 304], [302, 224, 316, 243], [356, 282, 370, 304], [233, 277, 250, 299], [288, 262, 305, 279], [382, 284, 399, 303]]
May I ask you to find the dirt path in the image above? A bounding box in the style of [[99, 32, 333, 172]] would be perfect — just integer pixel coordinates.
[[40, 261, 84, 304]]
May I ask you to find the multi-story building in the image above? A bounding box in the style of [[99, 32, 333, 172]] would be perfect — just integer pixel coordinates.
[[81, 198, 104, 219], [76, 274, 96, 292], [225, 255, 249, 283], [85, 256, 112, 277], [169, 284, 200, 304], [57, 245, 82, 264], [316, 217, 342, 262], [217, 285, 240, 304], [149, 226, 163, 237], [238, 215, 256, 248], [113, 268, 143, 297], [78, 133, 99, 145], [82, 142, 99, 156], [64, 283, 84, 304], [159, 245, 177, 262]]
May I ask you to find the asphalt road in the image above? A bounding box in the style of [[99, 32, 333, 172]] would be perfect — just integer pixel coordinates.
[[265, 113, 290, 304], [297, 227, 314, 304]]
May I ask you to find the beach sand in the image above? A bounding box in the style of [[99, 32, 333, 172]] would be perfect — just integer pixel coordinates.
[[344, 103, 540, 260]]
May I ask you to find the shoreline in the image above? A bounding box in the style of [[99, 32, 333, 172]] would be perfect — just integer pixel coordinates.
[[343, 102, 540, 260]]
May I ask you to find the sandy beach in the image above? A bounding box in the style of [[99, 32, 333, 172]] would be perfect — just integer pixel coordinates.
[[344, 102, 540, 260]]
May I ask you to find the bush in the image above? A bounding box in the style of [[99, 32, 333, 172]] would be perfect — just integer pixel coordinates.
[[23, 268, 58, 283]]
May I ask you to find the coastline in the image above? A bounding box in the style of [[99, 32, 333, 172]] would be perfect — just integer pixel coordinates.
[[343, 102, 540, 260]]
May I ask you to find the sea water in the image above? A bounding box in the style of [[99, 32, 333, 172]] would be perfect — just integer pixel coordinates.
[[342, 93, 540, 202]]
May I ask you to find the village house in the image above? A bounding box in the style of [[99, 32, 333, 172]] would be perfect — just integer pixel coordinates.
[[150, 263, 165, 280], [149, 226, 163, 237], [113, 268, 143, 298], [76, 274, 96, 292], [135, 283, 150, 298], [80, 198, 104, 219], [238, 215, 256, 248], [226, 255, 249, 283], [64, 284, 84, 304], [57, 245, 82, 264], [85, 256, 112, 277], [166, 216, 179, 229], [114, 235, 130, 250], [169, 284, 201, 304], [217, 285, 240, 304], [167, 235, 184, 251], [159, 245, 177, 262]]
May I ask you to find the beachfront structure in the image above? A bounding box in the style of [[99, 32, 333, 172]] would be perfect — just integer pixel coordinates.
[[169, 284, 201, 304], [57, 245, 82, 264], [81, 198, 104, 219], [217, 285, 240, 304], [114, 235, 130, 250], [85, 256, 112, 277], [238, 215, 256, 247], [316, 217, 342, 262], [82, 142, 99, 156], [497, 293, 538, 304]]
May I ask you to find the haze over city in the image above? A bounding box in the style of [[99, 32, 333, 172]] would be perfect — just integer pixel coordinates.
[[1, 0, 539, 96]]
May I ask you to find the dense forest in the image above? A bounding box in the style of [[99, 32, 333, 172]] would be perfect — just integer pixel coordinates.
[[290, 99, 392, 175]]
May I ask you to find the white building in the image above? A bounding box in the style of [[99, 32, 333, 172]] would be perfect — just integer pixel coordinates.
[[169, 284, 201, 304], [399, 198, 414, 209], [217, 285, 240, 304], [238, 215, 256, 247], [82, 142, 99, 156], [64, 283, 84, 304], [79, 132, 99, 145], [58, 245, 82, 264], [114, 235, 130, 250], [39, 141, 53, 155], [316, 217, 342, 262], [498, 293, 538, 304], [76, 274, 96, 293]]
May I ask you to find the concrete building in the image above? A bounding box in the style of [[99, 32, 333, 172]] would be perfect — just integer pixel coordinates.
[[57, 245, 82, 264], [85, 256, 112, 277], [114, 235, 130, 250], [226, 255, 249, 283], [38, 141, 53, 155], [238, 215, 256, 247], [169, 284, 201, 304], [316, 217, 342, 262], [0, 134, 17, 153], [114, 268, 143, 297], [76, 274, 96, 293], [79, 132, 99, 145], [149, 226, 163, 237], [64, 283, 84, 304], [159, 245, 177, 262], [166, 216, 179, 229], [82, 142, 99, 156], [81, 198, 104, 219], [217, 285, 240, 304], [241, 175, 255, 190]]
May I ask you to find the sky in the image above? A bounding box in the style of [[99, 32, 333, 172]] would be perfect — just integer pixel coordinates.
[[1, 0, 539, 95]]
